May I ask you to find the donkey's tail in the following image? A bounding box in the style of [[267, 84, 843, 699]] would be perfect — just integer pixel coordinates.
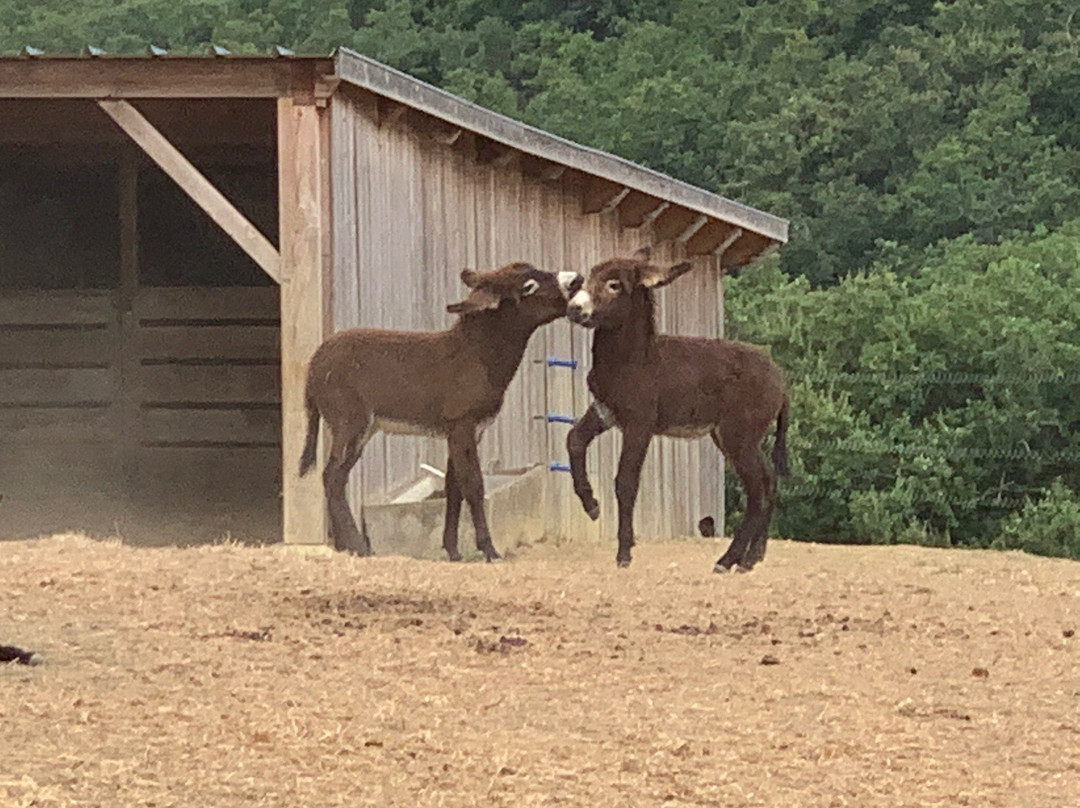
[[299, 391, 321, 477], [771, 394, 791, 477]]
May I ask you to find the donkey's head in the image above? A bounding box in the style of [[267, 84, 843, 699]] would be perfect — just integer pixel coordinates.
[[567, 256, 692, 329], [447, 262, 583, 326]]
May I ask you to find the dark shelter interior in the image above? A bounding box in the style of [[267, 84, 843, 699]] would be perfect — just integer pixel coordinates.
[[0, 98, 283, 544]]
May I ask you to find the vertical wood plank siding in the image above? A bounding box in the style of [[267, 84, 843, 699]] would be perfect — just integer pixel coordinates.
[[331, 91, 726, 541]]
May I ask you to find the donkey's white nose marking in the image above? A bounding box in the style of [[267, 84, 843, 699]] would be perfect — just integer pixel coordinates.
[[568, 289, 593, 316], [558, 271, 583, 297]]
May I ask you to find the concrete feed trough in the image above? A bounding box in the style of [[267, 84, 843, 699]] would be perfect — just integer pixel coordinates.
[[360, 465, 546, 560]]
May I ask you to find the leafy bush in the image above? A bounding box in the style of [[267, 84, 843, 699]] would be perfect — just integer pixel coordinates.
[[994, 480, 1080, 559], [725, 220, 1080, 554]]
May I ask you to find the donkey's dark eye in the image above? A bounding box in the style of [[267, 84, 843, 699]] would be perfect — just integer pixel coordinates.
[[522, 278, 540, 296], [605, 279, 622, 295]]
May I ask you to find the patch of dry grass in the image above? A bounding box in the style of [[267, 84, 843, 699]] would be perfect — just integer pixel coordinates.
[[2, 533, 1079, 806]]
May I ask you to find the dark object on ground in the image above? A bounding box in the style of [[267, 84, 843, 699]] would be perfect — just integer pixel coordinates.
[[0, 645, 38, 665]]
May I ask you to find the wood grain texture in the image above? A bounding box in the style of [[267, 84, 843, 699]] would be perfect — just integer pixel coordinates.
[[278, 98, 330, 544]]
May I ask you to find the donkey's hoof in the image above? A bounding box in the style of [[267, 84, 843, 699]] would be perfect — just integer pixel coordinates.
[[713, 555, 737, 573], [446, 551, 463, 562], [579, 496, 600, 521], [734, 563, 754, 574], [616, 556, 632, 568], [483, 547, 503, 563]]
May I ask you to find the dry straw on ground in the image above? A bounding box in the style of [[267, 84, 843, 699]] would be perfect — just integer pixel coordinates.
[[1, 533, 1078, 806]]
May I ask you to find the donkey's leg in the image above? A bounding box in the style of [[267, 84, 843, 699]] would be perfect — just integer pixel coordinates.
[[743, 453, 778, 568], [714, 445, 771, 573], [441, 456, 465, 562], [448, 423, 499, 562], [323, 417, 373, 555], [567, 404, 609, 520], [613, 428, 652, 568]]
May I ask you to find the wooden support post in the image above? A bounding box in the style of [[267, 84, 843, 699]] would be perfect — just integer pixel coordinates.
[[117, 152, 140, 485], [98, 99, 282, 283], [279, 97, 330, 545]]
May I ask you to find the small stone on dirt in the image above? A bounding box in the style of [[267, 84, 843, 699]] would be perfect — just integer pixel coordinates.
[[1064, 629, 1075, 638], [760, 654, 781, 666], [972, 666, 990, 678]]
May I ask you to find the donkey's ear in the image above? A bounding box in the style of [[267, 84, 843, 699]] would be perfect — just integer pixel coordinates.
[[639, 261, 693, 288], [460, 268, 481, 288], [447, 287, 501, 315]]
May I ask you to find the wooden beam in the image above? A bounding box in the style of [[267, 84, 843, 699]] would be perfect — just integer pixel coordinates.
[[377, 97, 407, 127], [615, 190, 665, 228], [582, 177, 627, 214], [650, 205, 699, 242], [475, 136, 518, 167], [117, 152, 139, 484], [520, 154, 565, 181], [540, 163, 565, 182], [98, 99, 281, 283], [491, 147, 518, 168], [685, 221, 742, 256], [678, 214, 708, 243], [278, 97, 330, 545], [416, 112, 463, 145], [721, 231, 774, 269], [0, 57, 334, 99]]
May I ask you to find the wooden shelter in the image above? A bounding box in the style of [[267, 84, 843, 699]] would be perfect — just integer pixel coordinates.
[[0, 47, 788, 547]]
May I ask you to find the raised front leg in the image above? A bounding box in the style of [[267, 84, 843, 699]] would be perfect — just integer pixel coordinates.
[[447, 423, 500, 562], [441, 456, 464, 562], [566, 404, 610, 520], [614, 428, 651, 568]]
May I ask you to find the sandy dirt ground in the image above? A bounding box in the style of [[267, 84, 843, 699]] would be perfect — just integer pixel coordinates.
[[1, 533, 1079, 807]]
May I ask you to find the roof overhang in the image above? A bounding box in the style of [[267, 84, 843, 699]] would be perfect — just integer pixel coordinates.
[[0, 54, 335, 99], [334, 48, 788, 253], [0, 48, 789, 263]]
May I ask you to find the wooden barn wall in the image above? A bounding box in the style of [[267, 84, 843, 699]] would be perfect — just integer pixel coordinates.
[[0, 286, 281, 542], [330, 90, 725, 542]]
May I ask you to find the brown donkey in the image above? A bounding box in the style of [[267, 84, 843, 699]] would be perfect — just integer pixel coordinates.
[[300, 263, 582, 560], [565, 256, 789, 572]]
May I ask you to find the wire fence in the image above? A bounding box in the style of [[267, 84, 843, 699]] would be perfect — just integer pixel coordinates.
[[751, 368, 1080, 519], [796, 370, 1080, 385]]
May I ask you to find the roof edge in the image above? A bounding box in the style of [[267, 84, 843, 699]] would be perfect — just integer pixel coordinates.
[[333, 48, 788, 245]]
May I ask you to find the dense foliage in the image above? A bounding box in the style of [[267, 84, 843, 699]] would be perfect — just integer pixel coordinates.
[[3, 0, 1079, 555], [726, 221, 1080, 555]]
